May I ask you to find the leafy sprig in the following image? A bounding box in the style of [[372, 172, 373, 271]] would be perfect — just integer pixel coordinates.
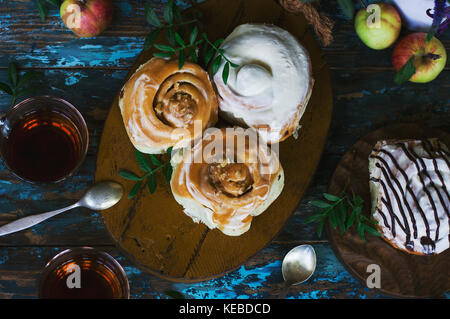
[[0, 62, 41, 107], [305, 190, 380, 241], [337, 0, 356, 20], [394, 55, 416, 85], [118, 147, 173, 199], [35, 0, 61, 22], [143, 0, 239, 83]]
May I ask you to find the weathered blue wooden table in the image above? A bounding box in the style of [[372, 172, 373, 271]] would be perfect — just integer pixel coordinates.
[[0, 0, 448, 299]]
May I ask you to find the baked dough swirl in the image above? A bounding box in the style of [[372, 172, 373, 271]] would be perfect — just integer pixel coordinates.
[[171, 127, 284, 236], [119, 58, 218, 154], [212, 24, 314, 144]]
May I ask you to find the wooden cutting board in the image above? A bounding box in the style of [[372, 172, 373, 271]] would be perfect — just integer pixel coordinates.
[[327, 124, 450, 298], [95, 0, 333, 282]]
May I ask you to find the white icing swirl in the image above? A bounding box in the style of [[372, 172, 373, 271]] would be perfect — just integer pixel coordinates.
[[212, 24, 313, 144]]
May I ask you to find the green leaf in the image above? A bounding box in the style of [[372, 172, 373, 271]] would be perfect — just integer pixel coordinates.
[[166, 27, 176, 46], [346, 208, 357, 230], [0, 82, 13, 95], [163, 164, 173, 184], [128, 181, 142, 199], [118, 170, 142, 181], [317, 218, 325, 238], [337, 201, 347, 234], [204, 48, 215, 66], [154, 44, 176, 52], [167, 146, 173, 156], [353, 195, 364, 206], [222, 62, 230, 85], [145, 5, 161, 27], [310, 200, 332, 209], [212, 55, 222, 75], [175, 32, 185, 47], [363, 224, 381, 237], [337, 0, 355, 20], [149, 154, 162, 166], [144, 29, 161, 50], [17, 71, 40, 88], [323, 193, 341, 202], [213, 38, 224, 48], [172, 1, 181, 22], [329, 212, 338, 229], [178, 50, 185, 69], [190, 26, 198, 45], [190, 47, 198, 63], [36, 0, 46, 22], [136, 150, 152, 172], [164, 290, 185, 299], [15, 88, 35, 99], [357, 222, 366, 241], [305, 213, 326, 223], [153, 52, 173, 59], [394, 55, 416, 85], [229, 61, 239, 68], [46, 0, 60, 7], [8, 62, 17, 88], [147, 173, 157, 194], [163, 0, 174, 24]]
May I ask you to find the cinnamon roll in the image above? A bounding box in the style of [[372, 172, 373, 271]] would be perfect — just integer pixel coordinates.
[[369, 139, 450, 255], [170, 127, 284, 236], [211, 24, 314, 144], [119, 58, 218, 154]]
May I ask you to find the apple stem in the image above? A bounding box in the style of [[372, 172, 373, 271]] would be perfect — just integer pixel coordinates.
[[425, 53, 441, 61]]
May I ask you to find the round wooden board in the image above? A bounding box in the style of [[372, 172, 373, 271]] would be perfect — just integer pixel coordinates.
[[95, 0, 333, 282], [327, 123, 450, 298]]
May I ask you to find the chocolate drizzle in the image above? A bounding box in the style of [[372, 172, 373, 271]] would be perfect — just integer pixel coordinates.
[[370, 139, 450, 255]]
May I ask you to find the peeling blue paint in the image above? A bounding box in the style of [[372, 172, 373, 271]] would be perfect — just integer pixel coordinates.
[[65, 72, 88, 86]]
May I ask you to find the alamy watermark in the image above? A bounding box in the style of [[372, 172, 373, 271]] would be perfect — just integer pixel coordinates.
[[366, 4, 381, 29], [66, 263, 81, 289], [65, 4, 82, 29], [366, 264, 381, 289]]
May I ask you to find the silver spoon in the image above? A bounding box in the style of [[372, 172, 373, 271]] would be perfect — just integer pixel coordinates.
[[279, 244, 317, 299], [0, 181, 123, 237]]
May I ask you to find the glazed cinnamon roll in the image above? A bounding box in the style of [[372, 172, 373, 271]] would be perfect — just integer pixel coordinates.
[[119, 58, 218, 154], [211, 24, 314, 144], [170, 127, 284, 236]]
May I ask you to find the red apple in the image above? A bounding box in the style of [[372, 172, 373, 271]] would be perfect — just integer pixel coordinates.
[[60, 0, 114, 37], [392, 33, 447, 83]]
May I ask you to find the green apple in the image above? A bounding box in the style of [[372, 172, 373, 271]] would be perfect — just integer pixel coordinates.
[[355, 3, 401, 50]]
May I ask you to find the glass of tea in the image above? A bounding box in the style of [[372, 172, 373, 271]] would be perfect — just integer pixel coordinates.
[[38, 247, 130, 299], [0, 96, 88, 183]]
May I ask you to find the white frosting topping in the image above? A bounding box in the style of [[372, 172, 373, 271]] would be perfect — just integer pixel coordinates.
[[235, 64, 272, 96], [369, 139, 450, 255], [213, 24, 313, 144]]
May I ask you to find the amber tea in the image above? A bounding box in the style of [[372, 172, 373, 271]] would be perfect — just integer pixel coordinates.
[[0, 97, 88, 183], [39, 248, 129, 299]]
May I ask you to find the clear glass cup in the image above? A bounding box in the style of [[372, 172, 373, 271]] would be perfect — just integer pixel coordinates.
[[38, 247, 130, 299], [0, 96, 88, 183]]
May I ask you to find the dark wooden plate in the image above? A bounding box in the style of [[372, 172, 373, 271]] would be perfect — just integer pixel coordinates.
[[95, 0, 333, 282], [327, 123, 450, 298]]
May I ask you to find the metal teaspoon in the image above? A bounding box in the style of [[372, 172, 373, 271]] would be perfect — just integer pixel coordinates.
[[0, 181, 123, 237]]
